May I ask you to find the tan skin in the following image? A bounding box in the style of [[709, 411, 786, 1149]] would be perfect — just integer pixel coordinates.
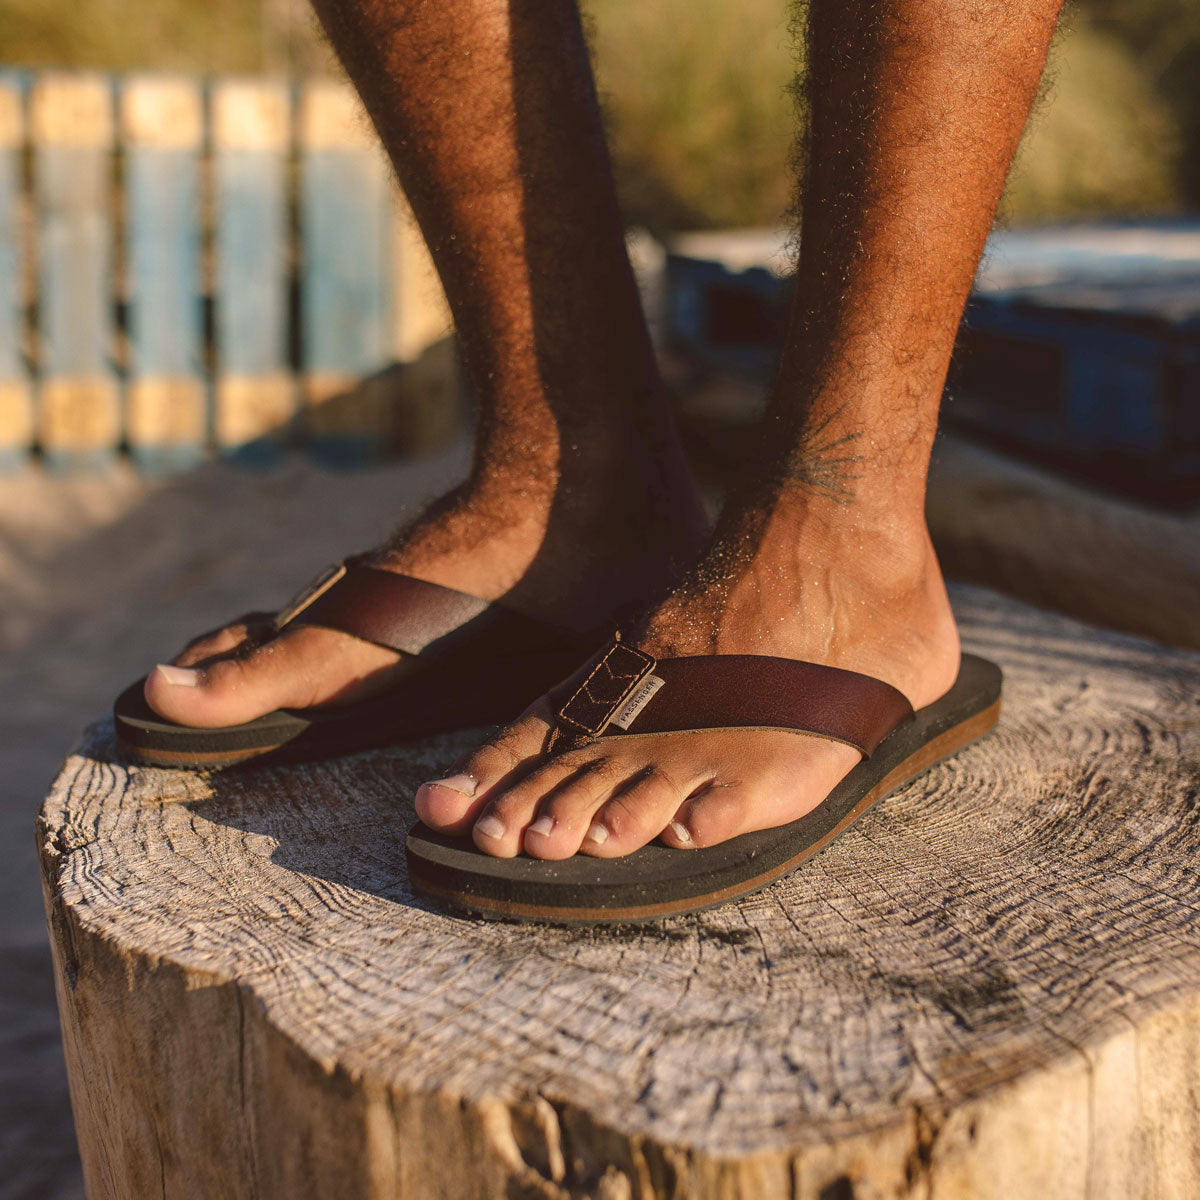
[[149, 0, 1063, 860]]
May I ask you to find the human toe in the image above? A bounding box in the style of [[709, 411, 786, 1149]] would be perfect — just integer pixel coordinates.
[[414, 703, 553, 835], [171, 612, 276, 668], [143, 629, 328, 727], [670, 736, 861, 846], [581, 761, 696, 857], [514, 754, 641, 859], [171, 624, 250, 669], [663, 781, 749, 848], [465, 750, 602, 857]]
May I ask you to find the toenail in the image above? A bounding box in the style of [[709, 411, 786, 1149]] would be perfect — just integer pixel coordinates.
[[427, 773, 477, 797], [475, 814, 505, 839], [527, 816, 554, 837], [155, 664, 200, 687], [585, 823, 609, 844], [669, 821, 692, 844]]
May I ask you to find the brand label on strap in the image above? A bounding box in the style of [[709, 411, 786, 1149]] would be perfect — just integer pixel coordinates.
[[609, 674, 665, 730]]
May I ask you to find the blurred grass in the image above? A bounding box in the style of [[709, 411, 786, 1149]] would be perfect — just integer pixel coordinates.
[[585, 0, 1190, 229], [0, 0, 333, 74], [0, 0, 1193, 227], [585, 0, 797, 232], [1003, 19, 1180, 219]]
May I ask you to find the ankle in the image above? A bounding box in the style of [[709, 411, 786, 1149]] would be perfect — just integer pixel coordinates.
[[641, 506, 959, 705], [720, 489, 933, 594]]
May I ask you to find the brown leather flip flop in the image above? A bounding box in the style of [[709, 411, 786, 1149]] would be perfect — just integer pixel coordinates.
[[113, 555, 601, 769], [405, 636, 1002, 924]]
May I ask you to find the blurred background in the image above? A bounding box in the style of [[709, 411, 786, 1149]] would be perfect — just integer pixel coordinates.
[[1, 2, 1198, 1198], [2, 0, 1198, 225]]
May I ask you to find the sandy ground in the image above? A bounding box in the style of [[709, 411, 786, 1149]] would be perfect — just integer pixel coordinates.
[[0, 442, 471, 1200]]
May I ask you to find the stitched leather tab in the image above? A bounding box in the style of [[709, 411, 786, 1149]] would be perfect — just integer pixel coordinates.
[[556, 639, 657, 736]]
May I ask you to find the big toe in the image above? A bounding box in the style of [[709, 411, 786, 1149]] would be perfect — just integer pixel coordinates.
[[143, 627, 364, 728], [414, 702, 553, 834]]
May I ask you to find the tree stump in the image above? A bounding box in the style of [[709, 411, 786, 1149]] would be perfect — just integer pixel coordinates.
[[38, 586, 1200, 1200]]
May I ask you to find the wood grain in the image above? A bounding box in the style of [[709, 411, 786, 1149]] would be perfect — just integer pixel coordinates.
[[38, 587, 1200, 1199]]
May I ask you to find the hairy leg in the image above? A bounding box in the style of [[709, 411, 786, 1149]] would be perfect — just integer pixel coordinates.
[[147, 0, 706, 727], [418, 0, 1063, 858]]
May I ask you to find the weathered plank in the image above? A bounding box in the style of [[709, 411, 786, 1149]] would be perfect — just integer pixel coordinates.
[[31, 73, 120, 472], [38, 587, 1200, 1198], [925, 434, 1200, 650], [121, 75, 206, 473], [299, 79, 393, 465], [0, 72, 32, 472], [212, 78, 293, 464]]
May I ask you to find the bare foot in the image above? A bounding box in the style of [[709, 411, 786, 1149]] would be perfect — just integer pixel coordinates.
[[143, 445, 707, 729], [415, 503, 960, 858]]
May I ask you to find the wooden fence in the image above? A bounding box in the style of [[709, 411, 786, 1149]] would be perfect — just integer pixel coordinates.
[[0, 69, 455, 473]]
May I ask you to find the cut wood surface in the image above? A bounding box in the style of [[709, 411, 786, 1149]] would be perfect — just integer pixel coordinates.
[[39, 586, 1200, 1199]]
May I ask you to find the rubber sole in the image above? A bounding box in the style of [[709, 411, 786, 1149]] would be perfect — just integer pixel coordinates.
[[405, 653, 1002, 925]]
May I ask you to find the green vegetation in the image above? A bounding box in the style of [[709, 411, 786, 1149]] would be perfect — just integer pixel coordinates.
[[586, 0, 1194, 229], [0, 0, 1194, 228], [1002, 19, 1180, 219], [0, 0, 332, 75], [1087, 0, 1200, 202], [585, 0, 797, 231]]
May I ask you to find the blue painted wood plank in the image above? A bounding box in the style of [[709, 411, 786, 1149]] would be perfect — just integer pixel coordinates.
[[0, 73, 32, 472], [212, 78, 293, 466], [121, 75, 206, 474], [299, 81, 393, 467], [31, 73, 120, 473]]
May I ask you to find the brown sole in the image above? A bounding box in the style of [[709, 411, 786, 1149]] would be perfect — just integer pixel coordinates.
[[405, 653, 1004, 925]]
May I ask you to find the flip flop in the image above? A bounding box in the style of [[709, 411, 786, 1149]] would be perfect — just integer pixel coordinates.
[[114, 555, 600, 769], [405, 636, 1002, 923]]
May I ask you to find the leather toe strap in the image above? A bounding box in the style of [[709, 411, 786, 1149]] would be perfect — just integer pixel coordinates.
[[274, 556, 583, 659], [553, 637, 915, 757]]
